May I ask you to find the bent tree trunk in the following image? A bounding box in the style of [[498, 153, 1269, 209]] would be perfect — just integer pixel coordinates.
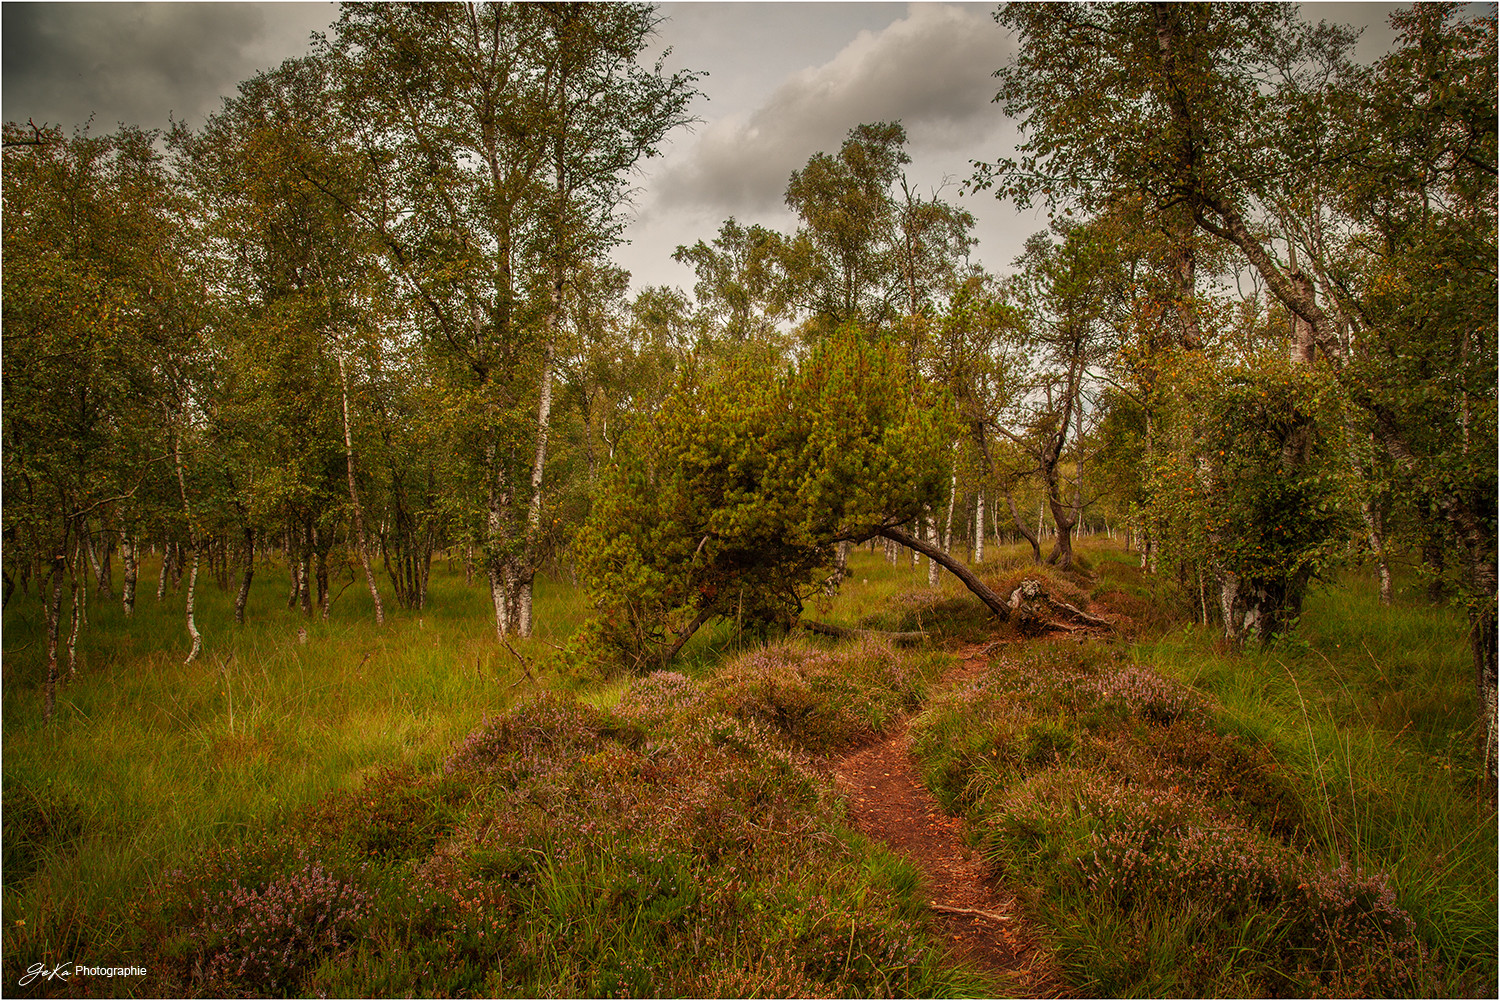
[[1006, 489, 1043, 564], [874, 526, 1010, 619], [660, 523, 1017, 664]]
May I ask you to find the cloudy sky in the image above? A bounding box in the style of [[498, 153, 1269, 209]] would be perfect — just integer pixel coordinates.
[[3, 2, 1405, 293]]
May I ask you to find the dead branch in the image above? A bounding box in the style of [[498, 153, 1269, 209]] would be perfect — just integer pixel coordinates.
[[930, 903, 1011, 923], [800, 619, 929, 645]]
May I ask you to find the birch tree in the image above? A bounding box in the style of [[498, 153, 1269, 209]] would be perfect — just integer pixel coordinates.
[[323, 1, 698, 638]]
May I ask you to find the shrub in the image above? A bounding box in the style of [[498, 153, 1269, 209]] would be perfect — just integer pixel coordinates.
[[156, 845, 372, 995]]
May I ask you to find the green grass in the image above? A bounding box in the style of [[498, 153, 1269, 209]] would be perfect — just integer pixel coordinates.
[[2, 553, 996, 997], [2, 556, 581, 972], [7, 537, 1490, 997]]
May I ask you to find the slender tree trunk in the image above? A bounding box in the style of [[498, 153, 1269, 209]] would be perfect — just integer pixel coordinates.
[[171, 410, 203, 662], [286, 521, 301, 609], [1423, 532, 1447, 604], [487, 450, 514, 639], [927, 508, 942, 587], [339, 351, 385, 625], [1361, 499, 1393, 606], [44, 556, 64, 724], [183, 546, 202, 664], [234, 526, 254, 625], [66, 574, 81, 678], [661, 607, 714, 664], [121, 533, 138, 616], [828, 540, 852, 594], [157, 543, 173, 601], [1006, 489, 1043, 564], [313, 525, 330, 621], [72, 537, 88, 629], [973, 489, 986, 564], [93, 531, 114, 597], [941, 465, 958, 552]]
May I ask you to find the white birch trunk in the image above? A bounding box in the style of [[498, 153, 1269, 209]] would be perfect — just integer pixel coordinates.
[[927, 513, 942, 588], [1362, 500, 1393, 606], [171, 408, 203, 661], [67, 575, 81, 677], [44, 558, 64, 724], [121, 534, 138, 616], [184, 547, 202, 664], [339, 351, 385, 625], [973, 489, 986, 564]]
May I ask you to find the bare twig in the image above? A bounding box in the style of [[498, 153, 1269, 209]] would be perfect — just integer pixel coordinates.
[[930, 903, 1011, 923], [500, 636, 536, 681]]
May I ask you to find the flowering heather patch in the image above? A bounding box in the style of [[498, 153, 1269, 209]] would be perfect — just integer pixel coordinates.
[[142, 652, 977, 998], [442, 691, 611, 779], [612, 670, 703, 731], [1084, 664, 1203, 725], [705, 637, 932, 754], [177, 849, 372, 994], [919, 644, 1431, 996]]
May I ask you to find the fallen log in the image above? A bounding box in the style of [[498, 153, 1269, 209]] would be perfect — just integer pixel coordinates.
[[800, 619, 929, 645], [1005, 578, 1113, 632]]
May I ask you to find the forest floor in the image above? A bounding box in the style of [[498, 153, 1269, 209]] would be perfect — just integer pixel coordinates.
[[833, 641, 1064, 995], [4, 544, 1493, 997]]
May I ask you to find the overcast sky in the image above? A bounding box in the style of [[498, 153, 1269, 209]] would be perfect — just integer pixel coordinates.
[[3, 1, 1407, 293]]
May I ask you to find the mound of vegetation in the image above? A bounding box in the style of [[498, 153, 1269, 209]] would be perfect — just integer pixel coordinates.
[[119, 640, 983, 998], [911, 632, 1495, 997]]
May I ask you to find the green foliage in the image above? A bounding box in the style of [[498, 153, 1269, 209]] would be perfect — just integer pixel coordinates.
[[578, 328, 955, 666], [1148, 350, 1358, 639]]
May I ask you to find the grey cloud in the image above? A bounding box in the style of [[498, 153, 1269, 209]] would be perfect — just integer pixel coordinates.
[[2, 2, 333, 132], [657, 3, 1010, 213]]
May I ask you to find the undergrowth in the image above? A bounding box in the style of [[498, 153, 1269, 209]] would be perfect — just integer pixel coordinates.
[[910, 553, 1497, 997], [6, 627, 988, 997]]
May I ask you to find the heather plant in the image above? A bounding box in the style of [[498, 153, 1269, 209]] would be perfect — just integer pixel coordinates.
[[610, 669, 704, 732], [136, 675, 991, 998], [150, 842, 374, 995], [912, 641, 1435, 995], [704, 636, 938, 753]]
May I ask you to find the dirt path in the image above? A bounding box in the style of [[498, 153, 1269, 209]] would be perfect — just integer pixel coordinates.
[[832, 642, 1063, 995]]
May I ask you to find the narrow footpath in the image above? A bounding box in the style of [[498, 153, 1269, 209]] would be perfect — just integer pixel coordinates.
[[832, 642, 1064, 996]]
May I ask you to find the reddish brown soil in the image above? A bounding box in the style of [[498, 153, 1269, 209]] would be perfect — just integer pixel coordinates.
[[832, 643, 1066, 996]]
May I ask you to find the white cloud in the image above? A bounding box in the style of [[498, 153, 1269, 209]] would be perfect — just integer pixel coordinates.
[[657, 3, 1010, 213]]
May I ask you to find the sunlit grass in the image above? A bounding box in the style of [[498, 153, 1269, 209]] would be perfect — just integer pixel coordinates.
[[1132, 564, 1496, 992], [2, 556, 585, 963]]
